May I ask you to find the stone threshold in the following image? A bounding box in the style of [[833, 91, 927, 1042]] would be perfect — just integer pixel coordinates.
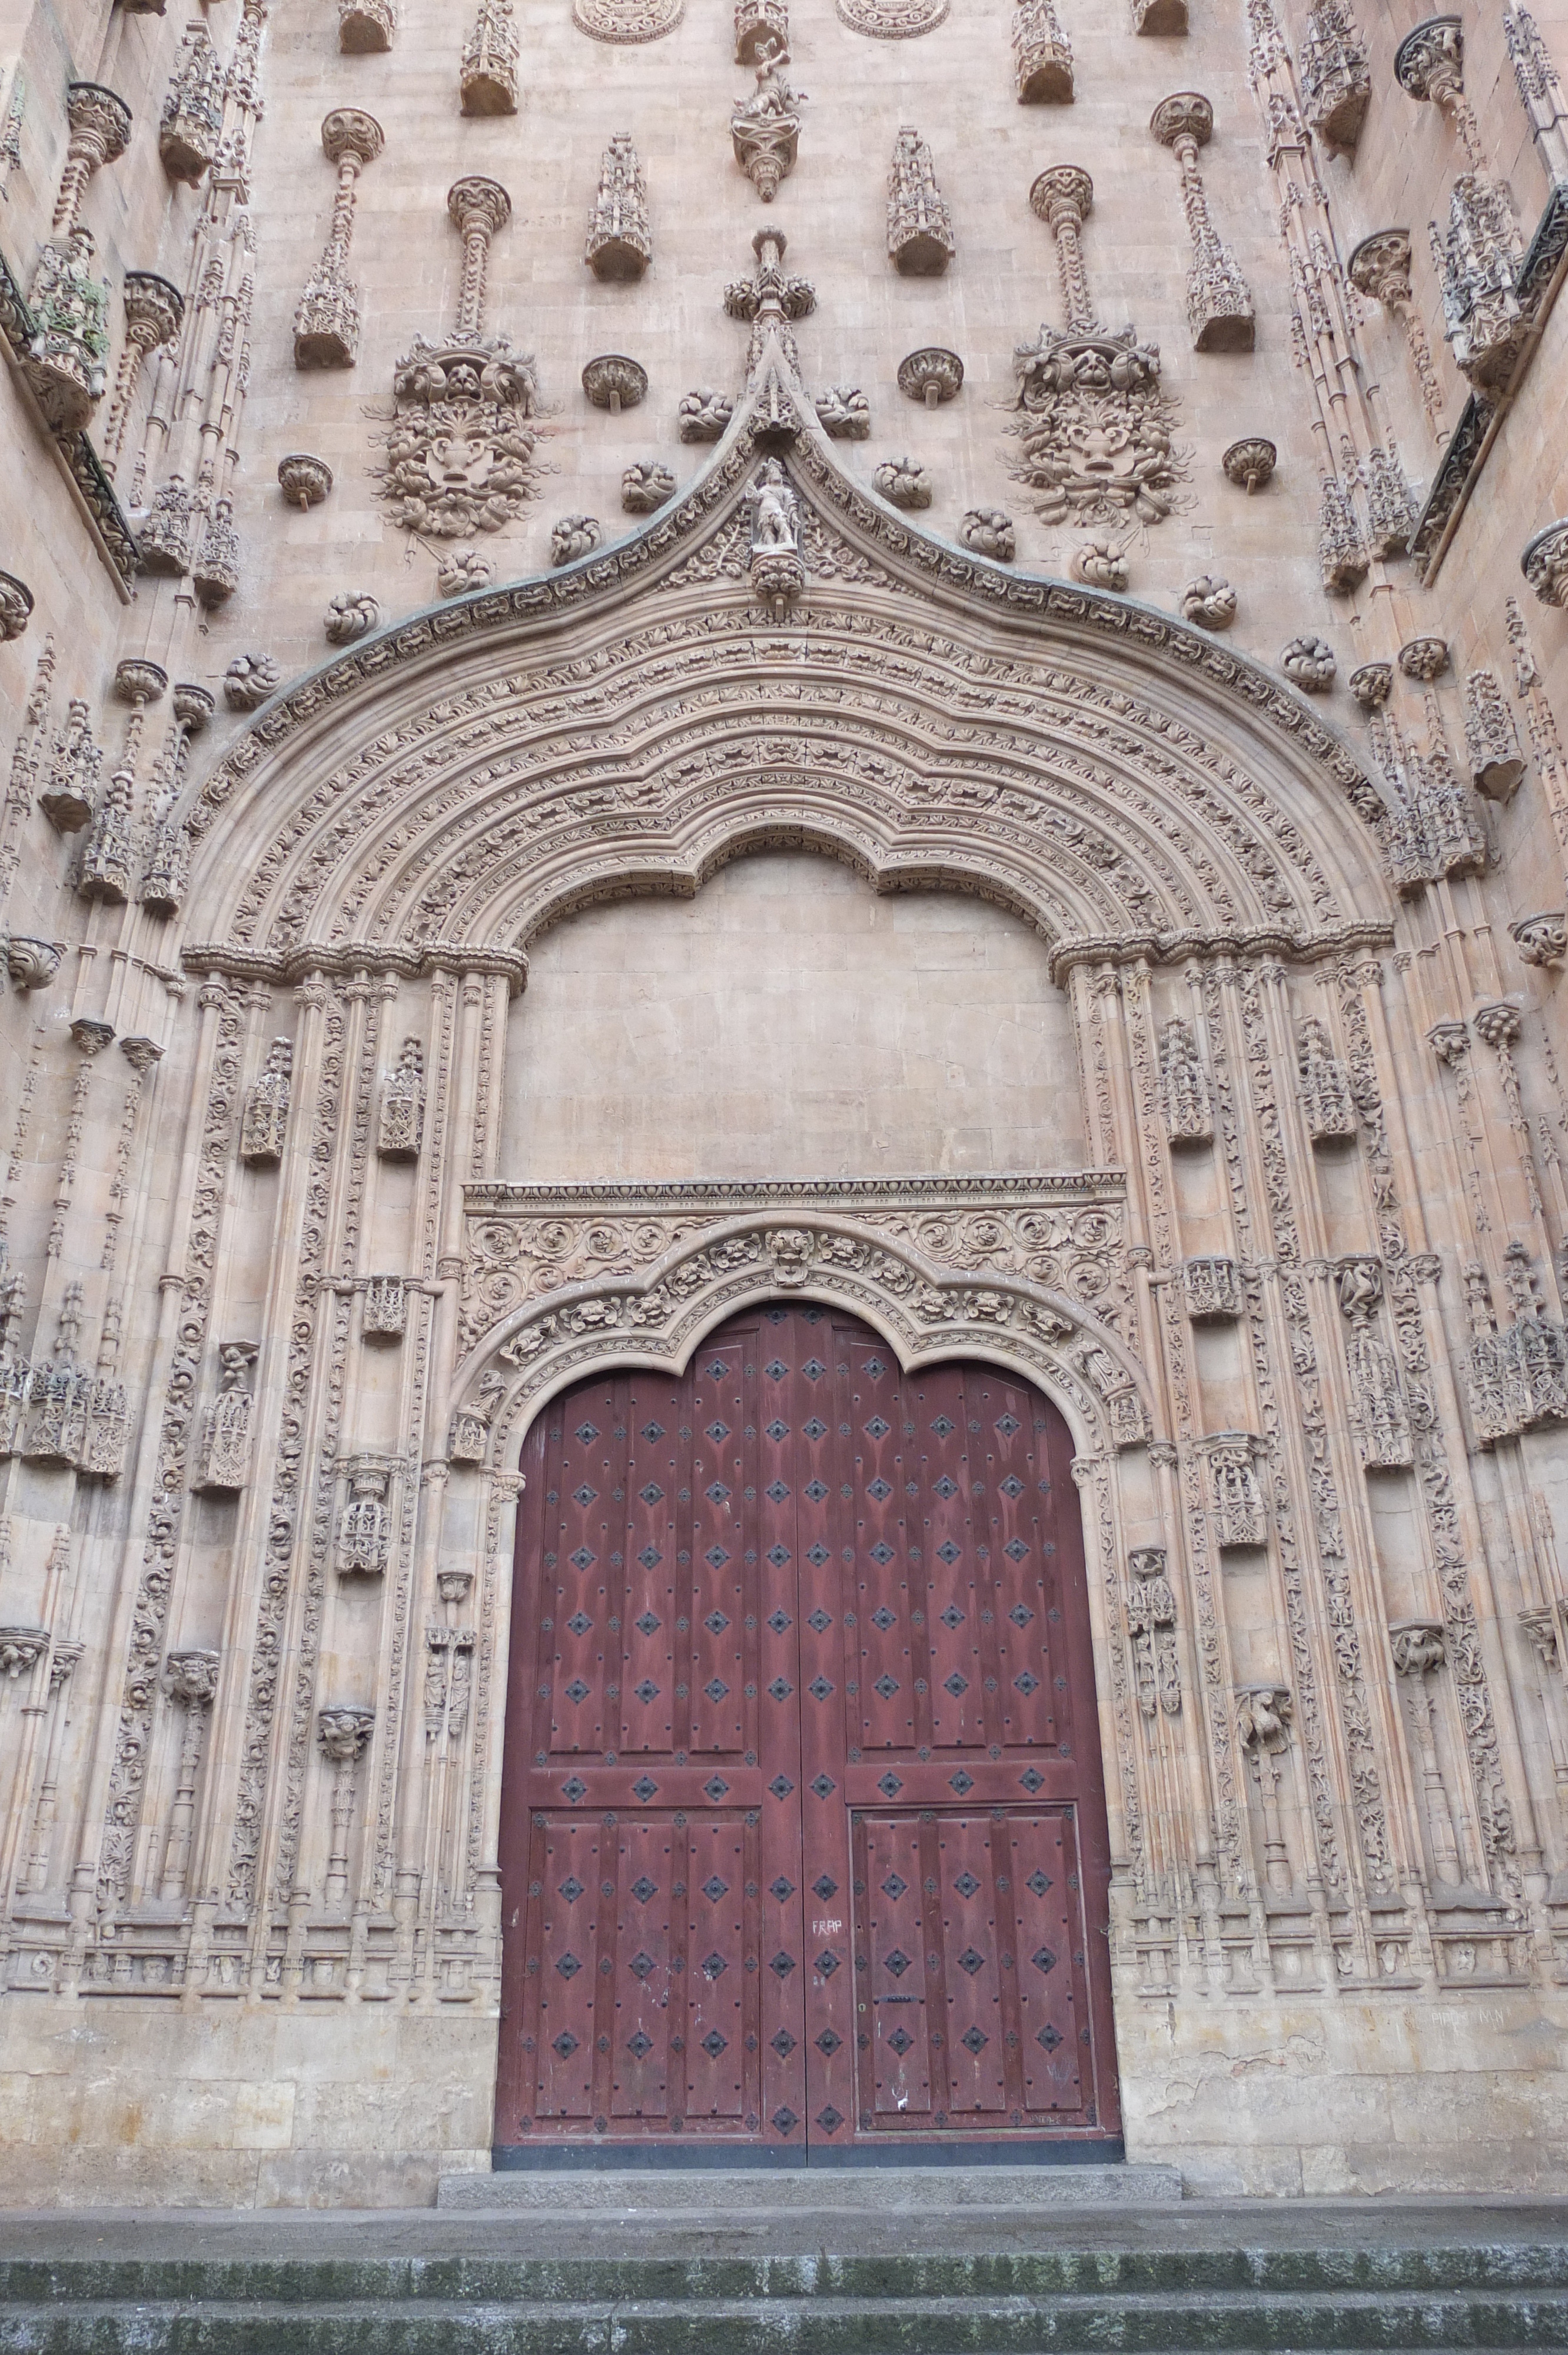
[[436, 2161, 1182, 2211]]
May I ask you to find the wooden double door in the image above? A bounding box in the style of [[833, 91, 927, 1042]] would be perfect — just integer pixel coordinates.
[[496, 1305, 1120, 2158]]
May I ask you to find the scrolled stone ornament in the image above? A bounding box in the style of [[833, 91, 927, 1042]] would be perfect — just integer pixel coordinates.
[[550, 514, 603, 567], [898, 346, 963, 408], [872, 456, 931, 510], [223, 653, 280, 712], [436, 545, 495, 597], [324, 590, 381, 644], [1348, 662, 1393, 710], [1180, 573, 1235, 629], [1221, 436, 1275, 493], [1522, 520, 1568, 610], [1071, 537, 1128, 591], [1510, 912, 1567, 968], [1398, 634, 1449, 683], [959, 508, 1015, 562], [679, 389, 733, 442], [6, 938, 62, 990], [1280, 633, 1336, 692], [815, 386, 870, 440], [622, 461, 677, 515], [278, 454, 333, 509], [582, 353, 648, 414], [0, 570, 32, 641]]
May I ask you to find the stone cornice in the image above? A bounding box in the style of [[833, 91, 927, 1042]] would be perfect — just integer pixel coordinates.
[[181, 938, 530, 992], [1047, 918, 1396, 983]]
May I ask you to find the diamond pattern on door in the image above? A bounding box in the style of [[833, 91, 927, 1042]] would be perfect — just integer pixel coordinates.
[[497, 1306, 1119, 2152]]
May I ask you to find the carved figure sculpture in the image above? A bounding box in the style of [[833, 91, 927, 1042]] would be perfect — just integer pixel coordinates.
[[730, 37, 803, 202], [193, 1342, 258, 1491], [241, 1041, 293, 1164]]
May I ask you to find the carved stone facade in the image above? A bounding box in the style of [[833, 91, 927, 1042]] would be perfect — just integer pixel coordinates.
[[1, 0, 1567, 2216]]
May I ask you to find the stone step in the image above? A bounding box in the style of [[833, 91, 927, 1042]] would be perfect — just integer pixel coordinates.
[[436, 2161, 1184, 2212], [2, 2287, 1568, 2353], [6, 2241, 1568, 2301]]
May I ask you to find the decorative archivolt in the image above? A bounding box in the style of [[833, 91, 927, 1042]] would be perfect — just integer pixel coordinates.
[[441, 1181, 1155, 1470], [175, 390, 1397, 974]]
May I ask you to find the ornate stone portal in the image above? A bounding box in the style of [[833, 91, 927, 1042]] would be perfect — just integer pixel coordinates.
[[1, 0, 1567, 2215]]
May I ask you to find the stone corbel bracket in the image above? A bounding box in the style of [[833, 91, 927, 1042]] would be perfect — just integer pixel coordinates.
[[447, 1182, 1153, 1471]]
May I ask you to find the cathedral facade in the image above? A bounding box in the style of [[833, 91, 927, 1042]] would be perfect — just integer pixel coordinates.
[[0, 0, 1566, 2204]]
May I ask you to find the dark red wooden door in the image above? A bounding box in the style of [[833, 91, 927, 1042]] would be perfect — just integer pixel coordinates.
[[496, 1305, 1120, 2156]]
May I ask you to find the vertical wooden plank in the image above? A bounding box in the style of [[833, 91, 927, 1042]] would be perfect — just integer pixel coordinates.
[[1013, 1809, 1085, 2114], [683, 1816, 747, 2122], [935, 1811, 1007, 2121], [610, 1816, 673, 2123], [620, 1387, 680, 1756], [534, 1816, 598, 2120], [920, 1373, 986, 1754], [861, 1813, 932, 2118]]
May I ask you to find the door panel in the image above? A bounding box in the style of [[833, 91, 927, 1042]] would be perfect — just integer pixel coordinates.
[[497, 1303, 1119, 2155]]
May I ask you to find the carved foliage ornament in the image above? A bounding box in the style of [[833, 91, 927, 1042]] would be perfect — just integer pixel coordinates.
[[374, 333, 540, 539], [836, 0, 946, 34], [1008, 322, 1186, 530], [574, 0, 682, 37]]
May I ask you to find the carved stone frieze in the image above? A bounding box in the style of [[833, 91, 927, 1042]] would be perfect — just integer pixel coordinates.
[[458, 1174, 1132, 1363]]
